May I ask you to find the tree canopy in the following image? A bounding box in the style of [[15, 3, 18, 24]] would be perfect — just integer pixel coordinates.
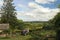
[[1, 0, 18, 30]]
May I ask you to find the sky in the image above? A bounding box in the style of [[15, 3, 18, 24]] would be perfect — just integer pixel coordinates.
[[0, 0, 60, 21]]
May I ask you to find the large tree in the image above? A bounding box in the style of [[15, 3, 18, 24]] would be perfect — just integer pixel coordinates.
[[49, 13, 60, 30], [1, 0, 17, 29], [49, 5, 60, 29]]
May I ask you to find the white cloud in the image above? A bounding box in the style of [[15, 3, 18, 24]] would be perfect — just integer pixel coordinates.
[[29, 2, 40, 9], [15, 0, 59, 21], [17, 2, 59, 21], [16, 2, 59, 21], [17, 8, 59, 21], [17, 4, 25, 8], [0, 0, 3, 6], [35, 0, 56, 4], [16, 11, 36, 21]]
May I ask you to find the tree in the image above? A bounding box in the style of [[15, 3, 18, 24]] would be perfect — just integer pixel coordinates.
[[54, 13, 60, 27], [49, 13, 60, 30], [1, 0, 17, 28], [16, 20, 24, 30], [1, 0, 18, 36], [49, 4, 60, 29]]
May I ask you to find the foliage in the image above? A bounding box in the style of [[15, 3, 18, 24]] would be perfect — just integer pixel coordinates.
[[50, 12, 60, 29], [23, 22, 43, 30], [1, 0, 17, 30], [43, 22, 55, 30], [49, 5, 60, 29], [16, 20, 24, 30], [54, 13, 60, 27]]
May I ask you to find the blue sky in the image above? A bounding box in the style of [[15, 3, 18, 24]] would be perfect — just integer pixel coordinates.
[[14, 0, 60, 9], [0, 0, 60, 21]]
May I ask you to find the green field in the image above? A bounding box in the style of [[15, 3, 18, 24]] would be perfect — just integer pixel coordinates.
[[0, 35, 32, 40], [0, 29, 56, 40]]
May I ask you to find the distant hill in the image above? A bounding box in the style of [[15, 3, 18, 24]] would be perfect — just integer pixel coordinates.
[[23, 21, 48, 23]]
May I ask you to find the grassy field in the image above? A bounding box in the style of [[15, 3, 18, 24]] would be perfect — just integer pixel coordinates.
[[0, 35, 32, 40], [0, 29, 56, 40]]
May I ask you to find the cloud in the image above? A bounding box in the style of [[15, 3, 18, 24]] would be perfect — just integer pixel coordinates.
[[17, 4, 25, 8], [28, 2, 59, 21], [14, 0, 59, 21], [16, 11, 37, 21], [29, 2, 40, 9], [35, 0, 56, 4], [16, 2, 59, 21], [17, 8, 59, 21], [0, 0, 3, 6], [16, 4, 31, 12]]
